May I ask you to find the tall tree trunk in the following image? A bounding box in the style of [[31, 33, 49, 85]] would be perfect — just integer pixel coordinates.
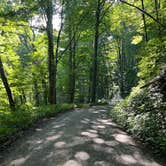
[[42, 78, 48, 105], [55, 1, 64, 103], [71, 36, 76, 103], [0, 57, 15, 110], [154, 0, 161, 36], [46, 0, 56, 104], [91, 0, 102, 103], [68, 29, 76, 103], [141, 0, 148, 42], [33, 79, 40, 106]]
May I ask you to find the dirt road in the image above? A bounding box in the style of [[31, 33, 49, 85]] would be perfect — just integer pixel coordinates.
[[0, 106, 163, 166]]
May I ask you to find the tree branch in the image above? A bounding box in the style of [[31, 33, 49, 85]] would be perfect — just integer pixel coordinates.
[[120, 0, 166, 28]]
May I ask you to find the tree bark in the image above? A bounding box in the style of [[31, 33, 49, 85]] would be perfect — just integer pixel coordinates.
[[33, 79, 40, 106], [46, 0, 56, 104], [141, 0, 148, 42], [91, 0, 102, 103], [54, 1, 64, 103], [154, 0, 161, 36], [68, 29, 76, 103], [0, 57, 15, 110], [42, 78, 48, 105]]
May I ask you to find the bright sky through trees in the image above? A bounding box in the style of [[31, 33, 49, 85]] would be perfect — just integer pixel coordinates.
[[31, 14, 61, 30]]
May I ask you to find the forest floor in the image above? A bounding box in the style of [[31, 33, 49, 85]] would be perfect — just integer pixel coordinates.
[[0, 106, 164, 166]]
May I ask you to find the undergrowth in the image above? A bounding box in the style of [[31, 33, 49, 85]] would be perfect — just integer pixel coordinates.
[[0, 103, 74, 144], [110, 86, 166, 155]]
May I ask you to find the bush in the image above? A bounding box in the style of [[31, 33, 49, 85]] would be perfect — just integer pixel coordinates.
[[0, 103, 74, 144], [110, 87, 166, 155]]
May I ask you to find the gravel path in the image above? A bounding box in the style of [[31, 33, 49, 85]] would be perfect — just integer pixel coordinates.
[[0, 106, 164, 166]]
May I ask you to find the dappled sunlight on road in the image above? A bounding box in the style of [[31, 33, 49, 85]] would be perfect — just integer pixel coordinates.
[[94, 160, 110, 166], [74, 151, 90, 161], [46, 134, 62, 141], [0, 106, 163, 166], [116, 154, 137, 164], [81, 131, 98, 138], [54, 141, 66, 148], [93, 138, 105, 144], [9, 155, 30, 166], [113, 133, 136, 146], [63, 160, 82, 166]]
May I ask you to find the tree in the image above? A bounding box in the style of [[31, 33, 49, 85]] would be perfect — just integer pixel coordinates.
[[91, 0, 106, 103], [0, 57, 15, 110]]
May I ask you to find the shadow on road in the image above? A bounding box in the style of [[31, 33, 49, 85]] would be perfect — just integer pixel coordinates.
[[0, 106, 162, 166]]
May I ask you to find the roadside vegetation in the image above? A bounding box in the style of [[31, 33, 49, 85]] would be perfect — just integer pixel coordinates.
[[0, 104, 74, 145]]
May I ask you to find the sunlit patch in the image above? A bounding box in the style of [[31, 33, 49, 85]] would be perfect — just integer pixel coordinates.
[[33, 146, 42, 151], [105, 141, 119, 147], [97, 125, 106, 129], [104, 147, 114, 154], [104, 122, 117, 126], [36, 128, 43, 131], [9, 156, 30, 166], [97, 119, 108, 123], [81, 120, 89, 124], [113, 134, 135, 145], [93, 138, 105, 144], [98, 109, 107, 112], [54, 141, 66, 148], [74, 151, 90, 161], [84, 118, 90, 122], [92, 111, 98, 114], [81, 132, 98, 138], [53, 124, 65, 129], [87, 129, 98, 133], [94, 160, 109, 166], [63, 160, 81, 166], [46, 134, 61, 141], [116, 154, 137, 164], [35, 140, 43, 144]]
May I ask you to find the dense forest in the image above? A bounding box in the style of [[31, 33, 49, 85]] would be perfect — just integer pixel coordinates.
[[0, 0, 166, 159]]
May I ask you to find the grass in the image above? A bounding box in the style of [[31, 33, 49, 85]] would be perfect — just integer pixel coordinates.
[[0, 103, 75, 144]]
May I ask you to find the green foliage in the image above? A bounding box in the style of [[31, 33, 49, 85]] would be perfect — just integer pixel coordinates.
[[111, 87, 166, 154], [138, 37, 166, 82], [0, 104, 74, 143]]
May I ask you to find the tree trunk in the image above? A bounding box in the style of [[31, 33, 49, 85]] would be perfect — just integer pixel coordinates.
[[0, 57, 15, 110], [141, 0, 148, 42], [33, 79, 40, 106], [154, 0, 161, 36], [54, 2, 64, 103], [42, 78, 48, 105], [68, 29, 76, 103], [46, 0, 56, 104], [91, 0, 102, 103]]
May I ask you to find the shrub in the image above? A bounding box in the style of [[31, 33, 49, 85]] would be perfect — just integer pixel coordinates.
[[110, 86, 166, 155], [0, 103, 74, 144]]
